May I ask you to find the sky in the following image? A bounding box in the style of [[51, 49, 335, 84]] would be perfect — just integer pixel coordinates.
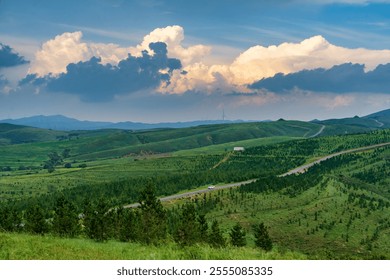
[[1, 0, 390, 122]]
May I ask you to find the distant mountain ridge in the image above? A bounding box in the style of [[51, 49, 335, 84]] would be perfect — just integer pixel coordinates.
[[0, 115, 250, 131], [0, 108, 389, 132], [314, 109, 389, 126]]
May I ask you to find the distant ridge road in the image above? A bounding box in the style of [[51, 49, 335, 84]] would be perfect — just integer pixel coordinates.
[[309, 125, 325, 138]]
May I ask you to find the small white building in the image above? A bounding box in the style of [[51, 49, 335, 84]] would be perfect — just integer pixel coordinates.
[[233, 147, 245, 152]]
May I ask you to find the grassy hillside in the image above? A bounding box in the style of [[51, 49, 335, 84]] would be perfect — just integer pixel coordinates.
[[167, 145, 390, 259], [312, 109, 390, 134], [1, 134, 388, 259], [0, 122, 389, 259], [1, 128, 389, 202], [0, 120, 321, 165], [0, 232, 306, 260], [364, 108, 390, 128], [0, 123, 67, 145]]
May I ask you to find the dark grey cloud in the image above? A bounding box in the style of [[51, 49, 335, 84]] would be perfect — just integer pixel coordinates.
[[0, 43, 29, 68], [24, 42, 181, 102], [250, 63, 390, 94], [19, 74, 47, 87]]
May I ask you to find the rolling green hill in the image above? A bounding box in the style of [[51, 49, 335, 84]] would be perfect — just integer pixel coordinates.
[[0, 123, 67, 145], [0, 120, 322, 163], [363, 108, 390, 128], [311, 108, 390, 135], [1, 120, 389, 259]]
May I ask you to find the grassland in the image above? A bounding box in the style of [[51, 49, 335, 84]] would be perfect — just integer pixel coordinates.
[[0, 120, 319, 200], [0, 121, 389, 259], [0, 232, 307, 260]]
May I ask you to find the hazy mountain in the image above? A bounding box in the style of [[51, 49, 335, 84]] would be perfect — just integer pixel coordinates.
[[0, 115, 248, 131], [1, 109, 389, 132]]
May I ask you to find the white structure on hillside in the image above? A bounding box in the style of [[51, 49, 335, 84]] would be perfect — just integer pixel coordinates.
[[233, 147, 245, 152]]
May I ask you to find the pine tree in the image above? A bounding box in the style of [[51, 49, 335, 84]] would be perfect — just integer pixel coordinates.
[[229, 223, 246, 247], [24, 203, 49, 235], [138, 184, 167, 244], [253, 222, 273, 251], [0, 203, 21, 232], [83, 199, 110, 242], [52, 195, 80, 237], [208, 220, 226, 248], [174, 203, 200, 246], [114, 207, 138, 242], [197, 214, 208, 240]]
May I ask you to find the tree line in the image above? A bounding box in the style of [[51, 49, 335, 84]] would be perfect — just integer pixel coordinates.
[[0, 185, 273, 251]]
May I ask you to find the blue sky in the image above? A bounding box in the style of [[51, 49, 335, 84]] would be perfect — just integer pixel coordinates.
[[1, 0, 390, 122]]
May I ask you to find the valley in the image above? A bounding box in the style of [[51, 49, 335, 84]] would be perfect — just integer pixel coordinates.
[[0, 111, 389, 260]]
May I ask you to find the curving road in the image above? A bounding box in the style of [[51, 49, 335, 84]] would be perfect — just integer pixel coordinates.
[[279, 142, 390, 177], [374, 119, 384, 128], [123, 141, 390, 208], [309, 125, 326, 138], [123, 179, 256, 208]]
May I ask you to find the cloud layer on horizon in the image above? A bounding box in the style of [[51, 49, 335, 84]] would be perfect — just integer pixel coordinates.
[[24, 26, 390, 99], [250, 63, 390, 94], [28, 26, 209, 77]]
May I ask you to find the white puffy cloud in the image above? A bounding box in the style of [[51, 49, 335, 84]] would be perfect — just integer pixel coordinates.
[[160, 35, 390, 94], [29, 32, 132, 76], [29, 26, 210, 77], [29, 32, 89, 76], [160, 63, 241, 94], [134, 25, 211, 66], [229, 35, 390, 85]]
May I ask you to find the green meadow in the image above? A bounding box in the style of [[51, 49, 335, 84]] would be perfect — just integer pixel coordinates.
[[0, 121, 389, 259]]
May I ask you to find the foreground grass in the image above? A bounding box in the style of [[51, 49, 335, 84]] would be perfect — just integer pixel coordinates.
[[0, 232, 307, 260]]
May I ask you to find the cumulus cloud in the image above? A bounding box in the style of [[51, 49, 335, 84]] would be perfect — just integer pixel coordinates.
[[29, 26, 210, 77], [134, 25, 211, 66], [0, 43, 29, 68], [25, 27, 390, 98], [158, 35, 390, 94], [250, 63, 390, 94], [29, 32, 90, 76], [229, 35, 390, 85], [29, 32, 134, 76], [37, 42, 181, 102], [159, 63, 243, 95]]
